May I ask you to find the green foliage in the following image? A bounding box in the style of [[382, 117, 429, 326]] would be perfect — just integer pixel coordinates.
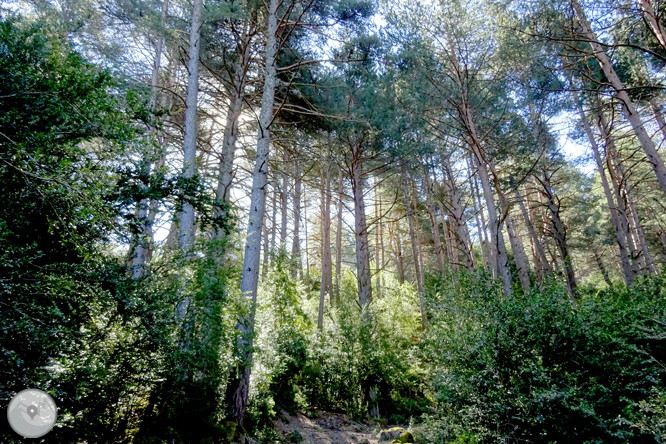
[[247, 263, 430, 435], [419, 272, 666, 443], [0, 15, 236, 443]]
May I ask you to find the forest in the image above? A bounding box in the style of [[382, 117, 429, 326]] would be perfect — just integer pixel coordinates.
[[1, 0, 666, 442]]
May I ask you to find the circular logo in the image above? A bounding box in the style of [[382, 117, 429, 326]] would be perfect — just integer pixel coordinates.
[[7, 389, 57, 438]]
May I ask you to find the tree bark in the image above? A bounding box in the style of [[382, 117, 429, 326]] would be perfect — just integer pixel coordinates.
[[280, 151, 289, 248], [424, 170, 446, 272], [514, 186, 551, 277], [270, 183, 277, 253], [229, 0, 278, 424], [505, 213, 531, 294], [572, 0, 666, 198], [539, 172, 577, 299], [650, 99, 666, 141], [392, 220, 405, 284], [374, 177, 382, 297], [574, 93, 634, 284], [596, 110, 643, 276], [335, 167, 344, 300], [639, 0, 666, 53], [351, 148, 372, 309], [291, 158, 302, 278], [131, 0, 169, 279], [401, 164, 427, 328], [592, 245, 612, 287], [603, 122, 657, 274], [597, 109, 656, 273], [469, 159, 490, 272], [470, 143, 512, 296], [433, 177, 457, 270], [304, 185, 311, 287], [262, 216, 269, 279], [213, 23, 253, 241], [318, 164, 332, 329], [443, 158, 475, 272], [178, 0, 203, 254]]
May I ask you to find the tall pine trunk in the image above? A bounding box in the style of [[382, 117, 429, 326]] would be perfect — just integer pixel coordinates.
[[318, 164, 332, 329], [401, 164, 427, 328], [574, 93, 634, 284], [178, 0, 202, 254], [280, 151, 289, 248], [639, 0, 666, 52], [443, 158, 475, 272], [229, 0, 278, 424], [572, 0, 666, 198], [424, 170, 446, 272], [335, 167, 344, 300], [131, 0, 169, 279], [374, 177, 382, 297], [596, 111, 643, 276], [351, 147, 372, 309], [291, 159, 302, 278], [539, 172, 577, 298], [514, 186, 551, 277]]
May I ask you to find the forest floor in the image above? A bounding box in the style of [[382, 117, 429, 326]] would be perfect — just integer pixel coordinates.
[[273, 410, 384, 444]]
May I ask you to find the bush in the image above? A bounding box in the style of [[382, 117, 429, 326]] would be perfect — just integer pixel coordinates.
[[420, 272, 666, 443]]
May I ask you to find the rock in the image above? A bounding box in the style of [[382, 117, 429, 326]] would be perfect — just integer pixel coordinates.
[[359, 439, 371, 444], [379, 427, 405, 441], [379, 427, 414, 443]]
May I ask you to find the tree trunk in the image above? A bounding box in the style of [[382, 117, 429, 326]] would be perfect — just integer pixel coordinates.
[[318, 164, 332, 329], [625, 186, 656, 273], [401, 164, 427, 328], [470, 143, 512, 297], [392, 220, 405, 284], [229, 0, 279, 424], [592, 246, 612, 287], [505, 213, 531, 294], [596, 109, 657, 274], [304, 186, 311, 287], [413, 179, 426, 289], [469, 159, 490, 273], [374, 177, 382, 297], [262, 217, 269, 279], [639, 0, 666, 52], [291, 159, 302, 278], [596, 110, 643, 276], [443, 158, 475, 272], [514, 186, 551, 276], [351, 148, 373, 309], [650, 99, 666, 141], [131, 0, 169, 279], [213, 84, 241, 237], [335, 167, 344, 300], [434, 178, 457, 270], [424, 170, 446, 272], [379, 181, 386, 291], [280, 151, 289, 248], [539, 172, 577, 299], [178, 0, 203, 254], [574, 93, 634, 284], [270, 183, 277, 253], [213, 24, 252, 241], [572, 0, 666, 198]]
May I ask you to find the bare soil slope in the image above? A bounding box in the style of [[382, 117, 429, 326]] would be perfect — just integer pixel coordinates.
[[275, 411, 381, 444]]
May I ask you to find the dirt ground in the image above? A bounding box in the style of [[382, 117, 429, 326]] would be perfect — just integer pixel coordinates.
[[274, 410, 383, 444]]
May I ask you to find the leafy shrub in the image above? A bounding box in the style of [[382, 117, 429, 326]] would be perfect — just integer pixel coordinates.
[[421, 271, 666, 443]]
